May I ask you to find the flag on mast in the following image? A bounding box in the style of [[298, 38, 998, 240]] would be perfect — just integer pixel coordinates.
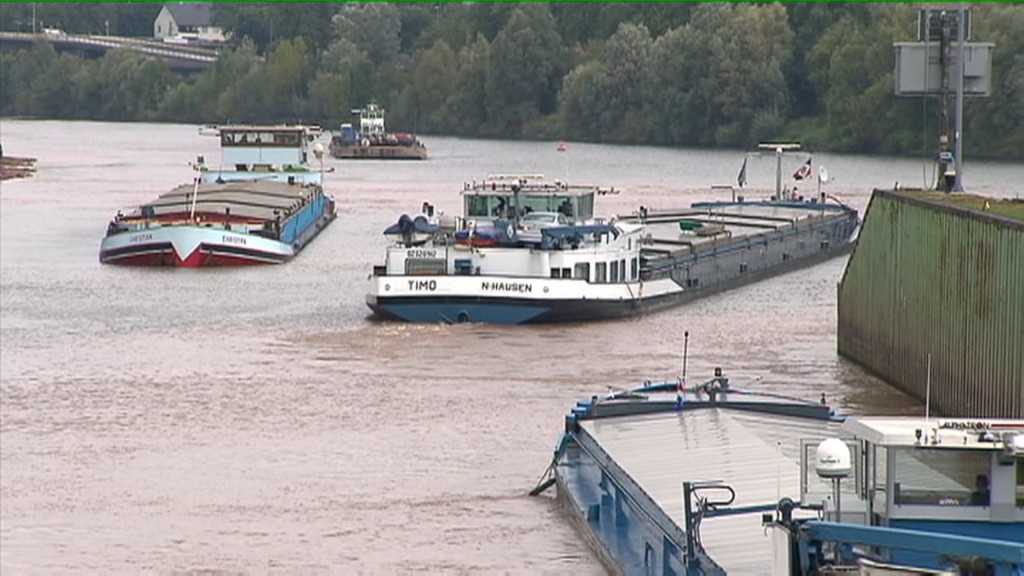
[[793, 157, 812, 181], [737, 157, 747, 188]]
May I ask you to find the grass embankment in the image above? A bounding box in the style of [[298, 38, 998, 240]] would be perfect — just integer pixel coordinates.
[[901, 189, 1024, 222]]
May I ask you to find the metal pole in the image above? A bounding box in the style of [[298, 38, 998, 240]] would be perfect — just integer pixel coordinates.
[[189, 176, 200, 221], [833, 478, 842, 523], [681, 330, 689, 382], [775, 147, 783, 199], [953, 3, 966, 192], [683, 482, 696, 561]]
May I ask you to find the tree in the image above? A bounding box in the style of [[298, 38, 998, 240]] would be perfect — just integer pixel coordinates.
[[330, 3, 402, 68], [441, 34, 490, 135], [808, 4, 919, 153], [966, 4, 1024, 157], [560, 23, 653, 142], [485, 4, 565, 136], [401, 40, 458, 133]]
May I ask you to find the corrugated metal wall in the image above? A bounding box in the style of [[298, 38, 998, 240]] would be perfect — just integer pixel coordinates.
[[838, 190, 1024, 418]]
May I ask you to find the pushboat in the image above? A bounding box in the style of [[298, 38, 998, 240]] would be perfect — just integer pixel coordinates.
[[329, 102, 427, 160]]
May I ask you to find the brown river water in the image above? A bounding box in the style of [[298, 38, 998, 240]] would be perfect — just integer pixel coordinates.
[[2, 120, 1022, 574]]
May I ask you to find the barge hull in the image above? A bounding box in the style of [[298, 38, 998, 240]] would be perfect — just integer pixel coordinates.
[[369, 242, 852, 324], [329, 145, 426, 160]]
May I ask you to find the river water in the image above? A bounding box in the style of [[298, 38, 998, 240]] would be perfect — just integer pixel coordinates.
[[2, 120, 1022, 574]]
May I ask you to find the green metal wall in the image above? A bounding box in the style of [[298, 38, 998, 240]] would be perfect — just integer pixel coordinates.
[[838, 190, 1024, 418]]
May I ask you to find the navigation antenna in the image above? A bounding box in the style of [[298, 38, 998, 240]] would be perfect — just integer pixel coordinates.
[[680, 330, 690, 385], [757, 143, 800, 200]]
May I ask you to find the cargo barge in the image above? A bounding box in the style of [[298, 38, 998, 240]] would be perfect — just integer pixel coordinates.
[[329, 102, 427, 160], [367, 157, 859, 324], [534, 362, 1024, 574], [99, 124, 336, 267]]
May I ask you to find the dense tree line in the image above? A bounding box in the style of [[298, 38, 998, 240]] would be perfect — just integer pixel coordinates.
[[2, 2, 1022, 158]]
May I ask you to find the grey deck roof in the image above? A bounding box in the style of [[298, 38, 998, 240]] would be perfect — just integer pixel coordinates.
[[165, 3, 214, 28], [581, 408, 845, 573], [638, 202, 845, 252], [140, 181, 316, 221]]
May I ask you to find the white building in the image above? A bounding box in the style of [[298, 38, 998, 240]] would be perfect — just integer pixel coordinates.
[[153, 3, 226, 43]]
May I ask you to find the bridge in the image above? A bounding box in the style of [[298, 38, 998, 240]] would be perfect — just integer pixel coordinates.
[[0, 32, 219, 73]]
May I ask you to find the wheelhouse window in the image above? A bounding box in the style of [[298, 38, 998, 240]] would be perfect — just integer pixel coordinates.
[[595, 262, 607, 283], [574, 262, 591, 282], [465, 196, 490, 218], [892, 448, 990, 507], [1017, 457, 1023, 506], [610, 261, 619, 283]]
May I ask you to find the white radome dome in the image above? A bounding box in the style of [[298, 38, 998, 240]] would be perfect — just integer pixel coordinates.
[[815, 438, 851, 479]]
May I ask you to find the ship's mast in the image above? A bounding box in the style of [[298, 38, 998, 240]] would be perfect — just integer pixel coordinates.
[[758, 143, 800, 200]]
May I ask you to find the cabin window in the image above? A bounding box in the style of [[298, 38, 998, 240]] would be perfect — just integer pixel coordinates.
[[550, 268, 560, 279], [578, 194, 594, 220], [556, 196, 574, 218], [562, 267, 571, 278], [1016, 457, 1023, 506], [631, 258, 639, 279], [574, 262, 590, 282], [595, 262, 607, 283], [610, 261, 619, 283], [620, 259, 627, 281], [892, 448, 990, 507], [465, 196, 489, 218], [405, 259, 446, 276], [274, 132, 300, 146]]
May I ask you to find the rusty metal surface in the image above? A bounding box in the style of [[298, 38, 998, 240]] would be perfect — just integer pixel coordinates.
[[839, 190, 1024, 418]]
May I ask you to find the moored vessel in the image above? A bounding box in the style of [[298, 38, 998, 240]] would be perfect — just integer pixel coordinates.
[[533, 350, 1024, 574], [366, 162, 859, 324], [329, 102, 427, 160], [99, 124, 336, 267]]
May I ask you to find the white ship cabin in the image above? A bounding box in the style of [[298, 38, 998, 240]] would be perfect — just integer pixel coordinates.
[[203, 125, 324, 173], [460, 175, 605, 223], [357, 103, 387, 137], [382, 176, 645, 283], [799, 417, 1024, 529]]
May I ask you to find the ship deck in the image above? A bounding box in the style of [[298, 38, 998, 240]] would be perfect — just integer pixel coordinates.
[[555, 389, 846, 574], [136, 180, 320, 222], [622, 200, 854, 262]]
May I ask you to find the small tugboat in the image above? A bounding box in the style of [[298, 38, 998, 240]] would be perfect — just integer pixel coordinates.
[[329, 102, 427, 160], [366, 151, 859, 324], [99, 124, 336, 267], [532, 337, 1024, 574]]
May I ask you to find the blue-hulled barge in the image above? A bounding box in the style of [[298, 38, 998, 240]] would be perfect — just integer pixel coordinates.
[[534, 370, 1024, 574]]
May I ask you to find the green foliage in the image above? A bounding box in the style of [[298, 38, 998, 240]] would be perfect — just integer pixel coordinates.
[[560, 23, 654, 143], [484, 4, 565, 136], [2, 2, 1022, 160]]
